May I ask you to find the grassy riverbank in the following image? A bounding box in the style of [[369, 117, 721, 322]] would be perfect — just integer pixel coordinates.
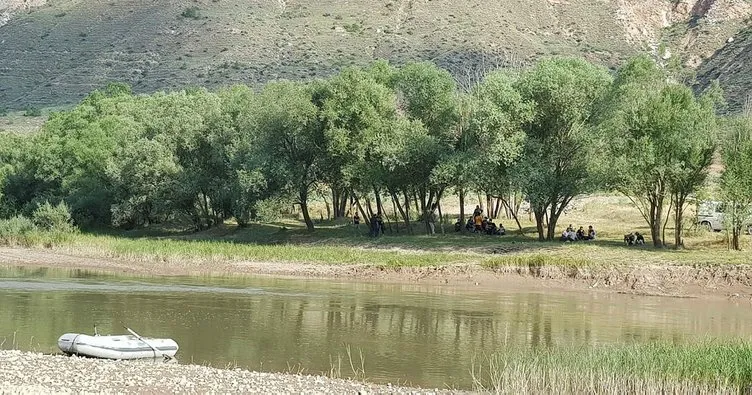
[[1, 194, 752, 298], [2, 220, 750, 269], [470, 341, 752, 393], [1, 194, 750, 270]]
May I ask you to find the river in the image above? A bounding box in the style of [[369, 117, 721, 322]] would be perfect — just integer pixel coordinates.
[[1, 266, 751, 389]]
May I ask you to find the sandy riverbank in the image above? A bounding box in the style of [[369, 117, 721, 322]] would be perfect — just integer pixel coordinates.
[[2, 246, 752, 300], [0, 350, 448, 394]]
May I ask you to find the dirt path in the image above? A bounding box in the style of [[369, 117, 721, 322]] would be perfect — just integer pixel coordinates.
[[1, 246, 751, 300]]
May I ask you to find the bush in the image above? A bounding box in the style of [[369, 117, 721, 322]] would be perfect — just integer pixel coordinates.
[[0, 216, 38, 246], [32, 201, 75, 233], [181, 6, 201, 19], [23, 107, 41, 117]]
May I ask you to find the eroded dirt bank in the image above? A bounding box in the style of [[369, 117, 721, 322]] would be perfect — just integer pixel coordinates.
[[1, 247, 751, 300]]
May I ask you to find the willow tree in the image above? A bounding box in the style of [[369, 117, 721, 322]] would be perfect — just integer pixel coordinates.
[[601, 56, 718, 247], [514, 58, 612, 241], [255, 81, 322, 231], [392, 62, 458, 232], [317, 64, 397, 220], [720, 115, 752, 250]]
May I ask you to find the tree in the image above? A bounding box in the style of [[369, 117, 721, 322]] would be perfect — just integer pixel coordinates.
[[317, 64, 398, 220], [720, 115, 752, 250], [393, 62, 458, 233], [468, 71, 532, 231], [219, 85, 270, 227], [255, 81, 322, 231], [107, 138, 180, 228], [601, 56, 718, 247], [514, 58, 612, 241]]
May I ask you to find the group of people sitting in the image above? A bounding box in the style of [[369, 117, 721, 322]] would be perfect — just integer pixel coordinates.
[[454, 205, 506, 235], [560, 224, 596, 242], [624, 232, 645, 245]]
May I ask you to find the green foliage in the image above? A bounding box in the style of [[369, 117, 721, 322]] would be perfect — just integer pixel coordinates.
[[471, 341, 752, 393], [180, 7, 201, 20], [31, 201, 75, 232], [255, 81, 323, 231], [514, 57, 612, 240], [0, 56, 724, 243], [0, 216, 36, 241], [601, 56, 718, 247], [720, 115, 752, 250], [23, 107, 41, 117], [342, 23, 362, 33], [0, 214, 77, 247]]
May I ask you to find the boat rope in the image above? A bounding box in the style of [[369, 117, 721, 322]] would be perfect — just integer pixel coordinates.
[[69, 334, 81, 356]]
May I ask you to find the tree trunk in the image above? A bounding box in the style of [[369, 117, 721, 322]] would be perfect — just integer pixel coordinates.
[[661, 198, 673, 248], [485, 194, 493, 218], [404, 191, 413, 234], [331, 187, 348, 218], [323, 197, 331, 221], [673, 196, 685, 249], [534, 209, 546, 241], [649, 199, 663, 247], [365, 197, 375, 218], [373, 186, 383, 214], [459, 188, 466, 232], [501, 198, 524, 235], [299, 192, 314, 231], [390, 190, 409, 229], [352, 192, 369, 228], [376, 192, 392, 234], [547, 203, 558, 241], [391, 194, 400, 233], [438, 201, 445, 235], [338, 190, 348, 218]]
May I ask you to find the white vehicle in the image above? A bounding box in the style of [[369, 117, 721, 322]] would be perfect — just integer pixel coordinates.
[[696, 201, 752, 234], [58, 333, 178, 360]]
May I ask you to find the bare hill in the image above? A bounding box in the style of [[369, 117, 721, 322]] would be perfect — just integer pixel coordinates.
[[0, 0, 749, 110]]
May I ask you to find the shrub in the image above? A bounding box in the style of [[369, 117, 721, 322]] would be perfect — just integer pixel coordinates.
[[23, 107, 41, 117], [0, 216, 38, 246], [32, 201, 75, 233], [181, 6, 201, 20]]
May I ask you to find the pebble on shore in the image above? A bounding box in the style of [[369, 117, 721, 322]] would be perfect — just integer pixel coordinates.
[[0, 350, 450, 394]]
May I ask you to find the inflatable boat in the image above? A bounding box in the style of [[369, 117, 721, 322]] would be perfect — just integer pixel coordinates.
[[57, 332, 179, 360]]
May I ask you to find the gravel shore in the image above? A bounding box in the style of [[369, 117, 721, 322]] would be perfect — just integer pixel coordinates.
[[0, 351, 451, 394]]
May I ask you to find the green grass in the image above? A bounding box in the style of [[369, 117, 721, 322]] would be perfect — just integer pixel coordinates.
[[67, 233, 476, 268], [471, 340, 752, 393], [3, 192, 752, 270]]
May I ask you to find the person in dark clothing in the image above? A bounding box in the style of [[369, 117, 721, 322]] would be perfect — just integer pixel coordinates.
[[369, 215, 379, 237], [353, 213, 360, 229], [587, 225, 596, 240], [466, 218, 474, 232], [576, 226, 585, 240]]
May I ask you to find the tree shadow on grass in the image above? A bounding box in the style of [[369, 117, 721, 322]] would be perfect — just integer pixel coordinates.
[[84, 218, 688, 257]]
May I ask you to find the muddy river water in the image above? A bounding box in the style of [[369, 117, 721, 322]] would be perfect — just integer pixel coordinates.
[[1, 266, 751, 389]]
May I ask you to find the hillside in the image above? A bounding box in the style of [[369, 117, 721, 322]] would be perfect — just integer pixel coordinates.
[[0, 0, 749, 111], [695, 26, 752, 112]]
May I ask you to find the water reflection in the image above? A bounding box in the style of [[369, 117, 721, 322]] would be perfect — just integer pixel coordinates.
[[1, 267, 751, 389]]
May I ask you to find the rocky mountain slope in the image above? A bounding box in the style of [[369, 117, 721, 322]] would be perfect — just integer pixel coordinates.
[[0, 0, 749, 111]]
